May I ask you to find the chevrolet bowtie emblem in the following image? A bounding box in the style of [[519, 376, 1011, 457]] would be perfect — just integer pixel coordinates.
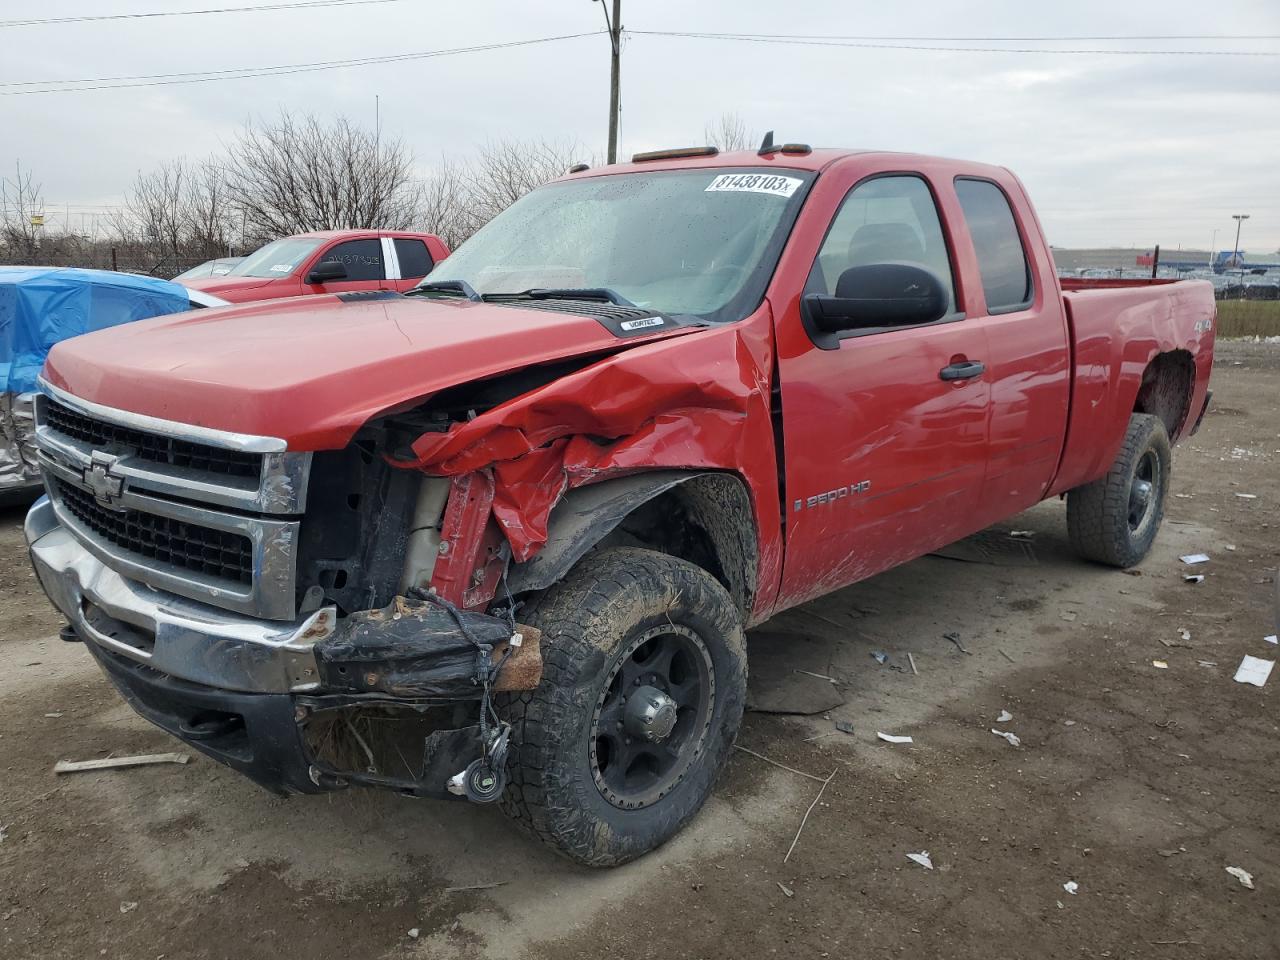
[[84, 452, 124, 509]]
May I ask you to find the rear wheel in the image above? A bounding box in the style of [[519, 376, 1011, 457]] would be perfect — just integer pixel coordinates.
[[499, 547, 746, 866], [1066, 413, 1171, 567]]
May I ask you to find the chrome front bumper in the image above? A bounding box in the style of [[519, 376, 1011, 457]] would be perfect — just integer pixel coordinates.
[[26, 496, 334, 694]]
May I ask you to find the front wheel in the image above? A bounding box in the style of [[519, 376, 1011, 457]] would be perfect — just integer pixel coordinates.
[[499, 547, 747, 867], [1066, 413, 1172, 567]]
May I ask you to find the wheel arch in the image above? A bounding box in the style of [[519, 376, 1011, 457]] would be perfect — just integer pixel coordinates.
[[505, 470, 759, 618], [1134, 349, 1196, 441]]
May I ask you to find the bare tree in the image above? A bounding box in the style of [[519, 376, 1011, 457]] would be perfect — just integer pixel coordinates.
[[463, 139, 580, 235], [224, 111, 423, 236], [703, 113, 756, 152], [0, 162, 46, 262], [417, 158, 473, 251]]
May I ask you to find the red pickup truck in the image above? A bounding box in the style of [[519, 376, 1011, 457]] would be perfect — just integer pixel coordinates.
[[179, 229, 449, 303], [26, 145, 1214, 867]]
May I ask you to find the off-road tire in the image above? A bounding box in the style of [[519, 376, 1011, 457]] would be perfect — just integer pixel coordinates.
[[498, 547, 747, 867], [1066, 413, 1172, 568]]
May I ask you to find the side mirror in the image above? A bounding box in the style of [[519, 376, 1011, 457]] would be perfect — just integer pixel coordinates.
[[306, 260, 348, 284], [802, 263, 947, 338]]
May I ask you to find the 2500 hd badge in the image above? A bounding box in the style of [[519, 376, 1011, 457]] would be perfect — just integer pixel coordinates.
[[794, 480, 871, 512]]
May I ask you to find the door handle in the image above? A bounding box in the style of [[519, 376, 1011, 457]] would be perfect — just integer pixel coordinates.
[[939, 360, 986, 381]]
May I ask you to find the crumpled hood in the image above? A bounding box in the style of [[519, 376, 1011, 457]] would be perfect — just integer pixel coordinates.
[[43, 294, 697, 450]]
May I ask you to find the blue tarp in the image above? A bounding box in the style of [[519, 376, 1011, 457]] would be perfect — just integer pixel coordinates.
[[0, 266, 192, 395]]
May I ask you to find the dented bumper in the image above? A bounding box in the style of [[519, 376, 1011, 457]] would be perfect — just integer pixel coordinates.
[[26, 496, 539, 797]]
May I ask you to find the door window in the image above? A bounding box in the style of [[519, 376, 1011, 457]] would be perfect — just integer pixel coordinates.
[[393, 238, 433, 279], [954, 179, 1032, 313], [809, 175, 957, 317], [318, 239, 384, 282]]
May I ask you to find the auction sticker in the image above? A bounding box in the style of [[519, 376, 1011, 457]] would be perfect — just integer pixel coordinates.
[[705, 173, 802, 197]]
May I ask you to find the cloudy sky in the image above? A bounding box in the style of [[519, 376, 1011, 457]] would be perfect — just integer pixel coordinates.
[[3, 0, 1278, 252]]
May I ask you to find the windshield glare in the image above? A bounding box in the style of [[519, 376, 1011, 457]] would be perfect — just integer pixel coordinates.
[[228, 238, 322, 278], [425, 168, 813, 320]]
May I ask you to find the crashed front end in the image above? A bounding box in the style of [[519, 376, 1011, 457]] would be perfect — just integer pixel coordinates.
[[25, 381, 540, 802]]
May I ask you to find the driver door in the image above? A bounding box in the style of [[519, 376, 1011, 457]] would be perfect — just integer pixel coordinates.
[[775, 172, 992, 607]]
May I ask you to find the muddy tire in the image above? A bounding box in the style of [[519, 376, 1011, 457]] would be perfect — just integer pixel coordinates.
[[1066, 413, 1171, 568], [498, 547, 747, 867]]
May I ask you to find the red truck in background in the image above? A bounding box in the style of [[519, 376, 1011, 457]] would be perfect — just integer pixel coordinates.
[[27, 145, 1214, 867], [179, 229, 449, 303]]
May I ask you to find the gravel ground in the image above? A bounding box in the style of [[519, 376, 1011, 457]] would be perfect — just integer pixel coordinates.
[[1, 340, 1276, 960]]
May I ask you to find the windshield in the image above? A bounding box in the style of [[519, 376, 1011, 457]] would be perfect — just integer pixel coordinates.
[[424, 168, 814, 321], [227, 238, 322, 278]]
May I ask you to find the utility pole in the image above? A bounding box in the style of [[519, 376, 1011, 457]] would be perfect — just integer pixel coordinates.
[[595, 0, 622, 163], [1231, 213, 1249, 284]]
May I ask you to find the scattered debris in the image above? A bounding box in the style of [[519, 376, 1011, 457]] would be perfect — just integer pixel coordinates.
[[1234, 493, 1258, 500], [777, 881, 795, 898], [793, 668, 838, 684], [1152, 660, 1169, 669], [1157, 848, 1184, 857], [1183, 574, 1204, 584], [1224, 544, 1237, 551], [1265, 635, 1277, 645], [999, 648, 1016, 664], [407, 928, 420, 939], [119, 902, 138, 915], [1197, 660, 1218, 668], [942, 632, 972, 655], [783, 768, 838, 864], [43, 712, 63, 718], [1063, 720, 1077, 726], [907, 652, 918, 676], [1179, 628, 1192, 642], [997, 709, 1013, 723], [991, 729, 1021, 747], [1008, 530, 1035, 539], [834, 720, 855, 735], [0, 824, 7, 844], [1060, 610, 1078, 622], [54, 753, 190, 775], [1174, 493, 1193, 499], [906, 851, 934, 870], [734, 746, 828, 783], [871, 650, 889, 665], [1233, 655, 1274, 687], [877, 732, 913, 744], [1225, 866, 1255, 890], [443, 882, 507, 893], [1122, 568, 1143, 576], [1180, 553, 1210, 565], [1063, 881, 1079, 895]]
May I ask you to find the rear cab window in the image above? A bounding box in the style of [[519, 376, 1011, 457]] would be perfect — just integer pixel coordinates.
[[954, 178, 1033, 313], [394, 238, 434, 279]]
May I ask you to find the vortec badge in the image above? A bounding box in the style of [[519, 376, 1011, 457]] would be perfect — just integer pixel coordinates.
[[84, 451, 125, 509]]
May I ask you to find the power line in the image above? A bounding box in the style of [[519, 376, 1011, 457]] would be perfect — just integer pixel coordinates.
[[631, 30, 1280, 56], [638, 30, 1280, 43], [0, 33, 602, 95], [0, 0, 407, 28]]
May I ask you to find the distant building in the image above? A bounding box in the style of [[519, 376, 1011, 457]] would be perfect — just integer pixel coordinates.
[[1052, 248, 1279, 274]]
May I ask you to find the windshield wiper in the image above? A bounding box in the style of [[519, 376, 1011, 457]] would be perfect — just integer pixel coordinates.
[[407, 279, 482, 302], [484, 287, 638, 307]]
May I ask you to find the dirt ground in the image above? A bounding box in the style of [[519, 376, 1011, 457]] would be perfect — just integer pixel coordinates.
[[2, 340, 1277, 960]]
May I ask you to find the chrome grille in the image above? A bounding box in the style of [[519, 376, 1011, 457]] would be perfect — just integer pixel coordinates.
[[34, 380, 309, 620], [45, 398, 262, 478], [52, 477, 253, 585]]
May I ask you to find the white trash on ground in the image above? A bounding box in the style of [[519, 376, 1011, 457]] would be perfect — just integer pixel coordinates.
[[906, 851, 934, 870], [877, 732, 913, 744], [1233, 655, 1274, 687], [996, 709, 1013, 723], [1180, 553, 1210, 565], [991, 729, 1021, 746], [1063, 881, 1079, 895], [1225, 866, 1255, 890]]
